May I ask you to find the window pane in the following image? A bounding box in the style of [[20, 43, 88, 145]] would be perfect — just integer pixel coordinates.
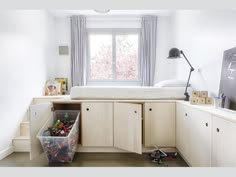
[[89, 34, 112, 80], [116, 34, 139, 80]]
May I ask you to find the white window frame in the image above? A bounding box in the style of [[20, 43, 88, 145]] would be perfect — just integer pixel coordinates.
[[86, 28, 141, 86]]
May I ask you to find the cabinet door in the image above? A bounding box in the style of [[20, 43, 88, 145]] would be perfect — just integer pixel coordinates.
[[176, 103, 190, 161], [114, 102, 142, 154], [212, 116, 236, 167], [81, 102, 113, 147], [145, 102, 175, 147], [29, 103, 53, 160], [189, 108, 211, 167]]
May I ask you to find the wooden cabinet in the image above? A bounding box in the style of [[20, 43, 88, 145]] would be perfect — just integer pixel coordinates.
[[29, 100, 143, 157], [176, 103, 212, 166], [144, 102, 175, 147], [81, 102, 113, 147], [188, 108, 211, 167], [26, 98, 236, 166], [212, 116, 236, 167], [82, 102, 142, 153], [176, 103, 190, 161], [114, 102, 142, 154]]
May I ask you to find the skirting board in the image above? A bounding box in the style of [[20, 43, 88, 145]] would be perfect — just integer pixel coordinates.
[[0, 146, 14, 160]]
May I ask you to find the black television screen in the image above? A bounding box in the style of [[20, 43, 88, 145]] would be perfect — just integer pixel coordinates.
[[219, 47, 236, 111]]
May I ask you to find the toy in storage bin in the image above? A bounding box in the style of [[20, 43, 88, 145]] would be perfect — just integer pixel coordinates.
[[37, 110, 80, 163]]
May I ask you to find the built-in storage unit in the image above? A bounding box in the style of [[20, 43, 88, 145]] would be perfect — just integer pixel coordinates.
[[176, 103, 212, 167], [26, 98, 178, 160], [19, 96, 236, 167], [176, 101, 236, 167], [28, 99, 145, 159]]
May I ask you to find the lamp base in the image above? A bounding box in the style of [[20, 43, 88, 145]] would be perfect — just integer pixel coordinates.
[[184, 92, 190, 101]]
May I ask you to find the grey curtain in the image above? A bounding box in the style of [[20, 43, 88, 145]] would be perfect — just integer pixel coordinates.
[[140, 16, 157, 86], [71, 15, 87, 86]]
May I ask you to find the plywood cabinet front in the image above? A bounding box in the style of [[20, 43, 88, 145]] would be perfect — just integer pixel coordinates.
[[176, 103, 212, 167], [114, 102, 142, 154], [188, 108, 211, 167], [212, 116, 236, 167], [81, 102, 113, 147], [176, 103, 190, 161], [145, 102, 175, 147]]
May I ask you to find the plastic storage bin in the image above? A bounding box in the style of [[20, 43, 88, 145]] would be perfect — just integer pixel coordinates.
[[37, 110, 80, 163]]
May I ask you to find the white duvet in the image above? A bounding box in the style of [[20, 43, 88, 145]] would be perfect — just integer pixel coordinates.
[[70, 86, 189, 100]]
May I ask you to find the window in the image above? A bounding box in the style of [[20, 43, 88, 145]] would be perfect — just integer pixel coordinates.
[[87, 29, 140, 85]]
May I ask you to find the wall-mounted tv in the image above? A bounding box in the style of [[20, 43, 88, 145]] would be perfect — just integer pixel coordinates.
[[219, 47, 236, 112]]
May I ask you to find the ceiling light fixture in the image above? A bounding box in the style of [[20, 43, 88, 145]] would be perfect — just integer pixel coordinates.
[[94, 9, 111, 14]]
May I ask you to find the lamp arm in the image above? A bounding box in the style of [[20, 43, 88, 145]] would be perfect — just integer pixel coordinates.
[[180, 50, 194, 101], [185, 68, 193, 94], [180, 50, 194, 70], [184, 68, 194, 101]]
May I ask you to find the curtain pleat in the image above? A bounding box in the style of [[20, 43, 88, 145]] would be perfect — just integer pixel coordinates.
[[140, 16, 157, 86], [71, 15, 87, 86]]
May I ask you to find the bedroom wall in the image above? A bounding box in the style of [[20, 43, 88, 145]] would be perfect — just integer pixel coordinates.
[[172, 10, 236, 96], [155, 16, 175, 83], [54, 17, 71, 90], [54, 15, 174, 88], [0, 10, 56, 159]]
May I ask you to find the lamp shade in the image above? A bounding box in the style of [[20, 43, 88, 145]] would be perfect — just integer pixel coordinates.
[[167, 48, 181, 59]]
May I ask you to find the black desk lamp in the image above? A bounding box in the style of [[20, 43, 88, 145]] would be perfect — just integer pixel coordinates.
[[167, 48, 194, 101]]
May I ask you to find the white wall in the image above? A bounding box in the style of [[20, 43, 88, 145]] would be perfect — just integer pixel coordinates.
[[54, 17, 71, 89], [172, 10, 236, 96], [54, 15, 174, 87], [0, 10, 56, 156], [154, 16, 175, 83]]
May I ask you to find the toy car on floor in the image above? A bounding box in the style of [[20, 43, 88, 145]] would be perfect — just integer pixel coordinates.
[[148, 148, 178, 164]]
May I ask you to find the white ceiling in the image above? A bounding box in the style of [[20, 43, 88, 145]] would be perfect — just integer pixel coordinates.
[[49, 10, 174, 17]]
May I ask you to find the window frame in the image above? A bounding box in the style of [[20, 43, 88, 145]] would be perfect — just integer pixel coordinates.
[[86, 28, 141, 86]]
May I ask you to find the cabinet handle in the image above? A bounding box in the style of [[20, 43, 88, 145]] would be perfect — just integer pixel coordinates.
[[149, 108, 152, 111], [86, 108, 89, 111], [206, 123, 208, 127], [185, 113, 187, 117], [134, 110, 137, 114], [216, 128, 220, 133]]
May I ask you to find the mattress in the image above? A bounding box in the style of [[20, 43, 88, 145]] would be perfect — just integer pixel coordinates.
[[70, 86, 189, 100]]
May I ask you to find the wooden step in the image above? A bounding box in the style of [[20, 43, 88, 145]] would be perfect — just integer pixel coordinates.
[[13, 136, 30, 152], [20, 121, 29, 136]]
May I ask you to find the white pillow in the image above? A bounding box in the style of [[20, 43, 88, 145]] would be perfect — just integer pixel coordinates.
[[154, 79, 189, 87]]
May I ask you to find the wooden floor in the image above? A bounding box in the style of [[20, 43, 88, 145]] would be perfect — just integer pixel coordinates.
[[0, 152, 188, 167]]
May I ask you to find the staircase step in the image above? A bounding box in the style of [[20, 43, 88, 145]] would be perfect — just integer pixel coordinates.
[[14, 136, 30, 140], [13, 136, 30, 152], [20, 121, 29, 136]]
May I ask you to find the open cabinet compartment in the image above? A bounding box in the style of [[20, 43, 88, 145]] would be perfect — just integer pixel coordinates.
[[53, 103, 82, 144], [37, 110, 80, 163], [30, 102, 82, 160]]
